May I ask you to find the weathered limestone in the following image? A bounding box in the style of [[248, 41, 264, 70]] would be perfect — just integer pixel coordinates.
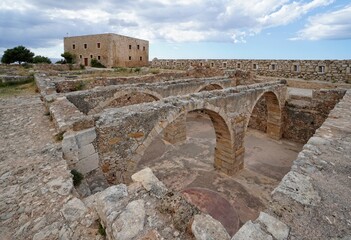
[[62, 128, 99, 175], [191, 214, 231, 240], [95, 81, 286, 183], [131, 167, 167, 198]]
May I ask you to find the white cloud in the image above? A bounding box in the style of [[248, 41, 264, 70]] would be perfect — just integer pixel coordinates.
[[292, 4, 351, 40], [0, 0, 347, 58]]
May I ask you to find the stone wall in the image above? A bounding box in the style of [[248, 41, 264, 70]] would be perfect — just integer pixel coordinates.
[[152, 59, 351, 83], [248, 88, 346, 143], [65, 77, 233, 115]]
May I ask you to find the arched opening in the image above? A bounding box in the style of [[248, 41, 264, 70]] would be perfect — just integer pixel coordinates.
[[105, 92, 160, 109], [198, 84, 223, 92], [244, 91, 303, 180], [136, 108, 241, 236]]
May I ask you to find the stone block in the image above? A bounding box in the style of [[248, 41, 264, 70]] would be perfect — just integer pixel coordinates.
[[192, 214, 230, 240], [62, 133, 79, 164], [257, 212, 289, 240], [232, 221, 272, 240], [75, 128, 97, 148], [78, 143, 96, 160], [75, 153, 99, 174]]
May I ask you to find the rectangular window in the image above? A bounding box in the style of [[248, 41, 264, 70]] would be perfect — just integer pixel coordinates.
[[84, 43, 87, 49], [97, 42, 101, 48], [318, 66, 325, 73], [129, 45, 132, 50], [90, 55, 93, 59], [143, 46, 146, 51], [98, 56, 101, 60], [72, 44, 75, 50], [211, 62, 214, 67], [271, 64, 276, 70], [79, 55, 82, 59], [200, 62, 203, 67], [293, 64, 300, 72], [137, 45, 140, 50], [223, 62, 227, 68], [129, 56, 131, 60], [237, 63, 241, 68], [253, 64, 258, 70], [140, 56, 143, 61]]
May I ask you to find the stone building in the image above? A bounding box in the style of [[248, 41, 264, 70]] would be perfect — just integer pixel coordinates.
[[64, 33, 149, 68]]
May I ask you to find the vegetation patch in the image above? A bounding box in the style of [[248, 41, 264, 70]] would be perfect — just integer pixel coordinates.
[[98, 221, 107, 236], [71, 169, 84, 187], [91, 59, 106, 68]]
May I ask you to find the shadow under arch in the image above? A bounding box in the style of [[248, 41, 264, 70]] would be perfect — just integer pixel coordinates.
[[245, 90, 283, 140], [197, 83, 224, 92], [129, 104, 237, 179], [89, 89, 162, 114]]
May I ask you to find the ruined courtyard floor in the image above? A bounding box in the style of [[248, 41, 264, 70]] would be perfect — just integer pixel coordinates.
[[138, 112, 303, 236]]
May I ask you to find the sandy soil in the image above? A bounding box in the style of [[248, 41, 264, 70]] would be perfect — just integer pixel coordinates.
[[137, 112, 303, 236]]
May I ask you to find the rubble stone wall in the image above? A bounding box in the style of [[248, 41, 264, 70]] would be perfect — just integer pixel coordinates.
[[152, 59, 351, 83]]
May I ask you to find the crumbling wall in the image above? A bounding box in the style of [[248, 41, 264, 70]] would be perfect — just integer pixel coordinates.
[[283, 89, 346, 143]]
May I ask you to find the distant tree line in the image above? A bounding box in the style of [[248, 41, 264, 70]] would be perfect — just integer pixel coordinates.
[[1, 45, 51, 64]]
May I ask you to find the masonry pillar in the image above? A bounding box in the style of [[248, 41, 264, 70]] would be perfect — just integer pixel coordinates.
[[163, 113, 187, 144], [266, 94, 283, 140], [211, 113, 243, 176]]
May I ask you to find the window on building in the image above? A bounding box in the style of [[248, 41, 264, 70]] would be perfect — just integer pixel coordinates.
[[129, 56, 132, 61], [98, 56, 101, 60], [79, 55, 82, 59], [72, 44, 75, 49], [137, 45, 140, 50], [166, 62, 169, 66], [293, 64, 300, 72], [223, 62, 227, 68], [97, 42, 101, 48], [129, 45, 132, 50], [237, 63, 241, 68], [140, 56, 143, 61], [143, 46, 146, 51], [200, 62, 203, 67], [90, 55, 93, 59], [271, 64, 276, 70], [211, 62, 214, 67], [253, 64, 258, 70], [318, 66, 325, 73], [84, 43, 87, 49]]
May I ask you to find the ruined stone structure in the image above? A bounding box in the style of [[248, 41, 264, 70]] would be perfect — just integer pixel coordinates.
[[8, 64, 346, 239], [152, 59, 351, 83], [75, 81, 287, 183], [64, 33, 149, 67]]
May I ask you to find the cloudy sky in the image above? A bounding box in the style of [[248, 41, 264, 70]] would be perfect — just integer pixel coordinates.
[[1, 0, 350, 60]]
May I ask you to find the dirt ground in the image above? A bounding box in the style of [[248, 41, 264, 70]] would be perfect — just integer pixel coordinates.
[[137, 112, 303, 236]]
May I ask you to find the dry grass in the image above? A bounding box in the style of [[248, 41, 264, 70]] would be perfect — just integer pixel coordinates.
[[0, 81, 37, 98]]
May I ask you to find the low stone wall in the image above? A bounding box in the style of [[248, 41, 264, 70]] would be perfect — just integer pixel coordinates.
[[152, 59, 351, 83], [0, 75, 34, 85]]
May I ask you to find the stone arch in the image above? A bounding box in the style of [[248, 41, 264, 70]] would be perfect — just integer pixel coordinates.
[[130, 103, 239, 177], [197, 83, 224, 92], [246, 90, 283, 140], [89, 89, 162, 114]]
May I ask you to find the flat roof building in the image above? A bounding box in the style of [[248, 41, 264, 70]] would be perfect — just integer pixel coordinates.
[[64, 33, 149, 68]]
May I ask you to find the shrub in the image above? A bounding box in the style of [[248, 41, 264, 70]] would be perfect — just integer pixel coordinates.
[[113, 67, 128, 72], [72, 81, 85, 91], [79, 64, 85, 70], [33, 55, 51, 64], [91, 59, 106, 68], [151, 68, 160, 74], [61, 52, 75, 64], [71, 169, 84, 186]]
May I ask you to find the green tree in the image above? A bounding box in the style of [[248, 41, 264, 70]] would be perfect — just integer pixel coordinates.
[[91, 58, 106, 68], [60, 52, 75, 64], [33, 55, 52, 64], [1, 46, 34, 64]]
